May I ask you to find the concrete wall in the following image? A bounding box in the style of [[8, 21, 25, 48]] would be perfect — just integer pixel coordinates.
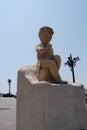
[[16, 66, 87, 130]]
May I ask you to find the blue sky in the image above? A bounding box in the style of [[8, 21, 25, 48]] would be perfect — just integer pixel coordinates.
[[0, 0, 87, 94]]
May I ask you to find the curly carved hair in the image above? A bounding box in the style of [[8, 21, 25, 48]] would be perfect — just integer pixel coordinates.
[[39, 26, 54, 35]]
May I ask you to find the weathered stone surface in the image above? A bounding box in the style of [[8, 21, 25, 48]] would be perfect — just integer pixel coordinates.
[[16, 66, 87, 130]]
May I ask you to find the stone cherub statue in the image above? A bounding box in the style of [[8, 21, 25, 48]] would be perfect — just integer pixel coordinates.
[[35, 26, 67, 84]]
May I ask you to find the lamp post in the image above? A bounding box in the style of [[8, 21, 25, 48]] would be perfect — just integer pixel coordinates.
[[65, 53, 80, 83], [8, 79, 12, 95]]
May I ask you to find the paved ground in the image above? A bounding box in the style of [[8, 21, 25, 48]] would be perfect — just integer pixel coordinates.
[[0, 97, 16, 130]]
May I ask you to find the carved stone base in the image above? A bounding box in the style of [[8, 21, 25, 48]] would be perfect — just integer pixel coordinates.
[[16, 66, 87, 130]]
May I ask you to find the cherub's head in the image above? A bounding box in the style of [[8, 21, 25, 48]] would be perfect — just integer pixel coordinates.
[[38, 26, 54, 46]]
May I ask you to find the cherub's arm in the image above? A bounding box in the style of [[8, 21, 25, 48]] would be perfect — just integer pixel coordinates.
[[36, 44, 52, 56]]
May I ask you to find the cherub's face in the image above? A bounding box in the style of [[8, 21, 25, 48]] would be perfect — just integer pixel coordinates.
[[39, 28, 53, 45]]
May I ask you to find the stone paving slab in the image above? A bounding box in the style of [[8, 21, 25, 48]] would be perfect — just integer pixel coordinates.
[[0, 97, 16, 130]]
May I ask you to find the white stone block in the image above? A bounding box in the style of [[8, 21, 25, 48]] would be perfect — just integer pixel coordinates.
[[16, 66, 87, 130]]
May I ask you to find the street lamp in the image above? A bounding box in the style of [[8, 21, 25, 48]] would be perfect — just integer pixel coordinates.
[[65, 53, 80, 83], [8, 79, 12, 95]]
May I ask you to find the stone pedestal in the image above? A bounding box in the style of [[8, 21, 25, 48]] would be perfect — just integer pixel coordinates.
[[16, 66, 87, 130]]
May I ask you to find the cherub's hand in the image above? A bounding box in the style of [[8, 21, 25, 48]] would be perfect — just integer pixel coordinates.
[[47, 44, 52, 49]]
